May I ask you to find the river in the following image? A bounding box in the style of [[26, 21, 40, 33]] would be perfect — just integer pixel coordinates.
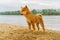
[[0, 15, 60, 31]]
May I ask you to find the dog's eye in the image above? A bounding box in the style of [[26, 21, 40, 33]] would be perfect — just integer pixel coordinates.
[[22, 10, 25, 11]]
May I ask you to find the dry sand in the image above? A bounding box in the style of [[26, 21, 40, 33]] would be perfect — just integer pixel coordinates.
[[0, 23, 60, 40]]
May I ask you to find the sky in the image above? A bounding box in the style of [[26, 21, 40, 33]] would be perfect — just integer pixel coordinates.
[[0, 0, 60, 12]]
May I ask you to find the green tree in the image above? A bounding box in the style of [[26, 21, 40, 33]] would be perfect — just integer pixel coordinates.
[[32, 9, 37, 14]]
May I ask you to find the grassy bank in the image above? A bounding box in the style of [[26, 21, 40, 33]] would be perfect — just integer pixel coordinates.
[[0, 9, 60, 15], [0, 23, 60, 40]]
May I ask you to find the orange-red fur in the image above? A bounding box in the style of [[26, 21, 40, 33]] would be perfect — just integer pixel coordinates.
[[20, 5, 45, 32]]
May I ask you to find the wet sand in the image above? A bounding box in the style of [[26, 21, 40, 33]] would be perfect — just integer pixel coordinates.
[[0, 23, 60, 40]]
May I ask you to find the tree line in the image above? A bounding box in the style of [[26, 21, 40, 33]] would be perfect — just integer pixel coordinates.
[[0, 11, 20, 15], [0, 9, 60, 15]]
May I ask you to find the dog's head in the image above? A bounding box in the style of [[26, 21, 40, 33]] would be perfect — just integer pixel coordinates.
[[20, 5, 29, 15]]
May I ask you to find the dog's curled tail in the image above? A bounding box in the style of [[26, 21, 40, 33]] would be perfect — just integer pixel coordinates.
[[36, 14, 42, 17]]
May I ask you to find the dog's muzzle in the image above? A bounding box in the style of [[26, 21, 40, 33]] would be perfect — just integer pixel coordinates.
[[20, 14, 23, 15]]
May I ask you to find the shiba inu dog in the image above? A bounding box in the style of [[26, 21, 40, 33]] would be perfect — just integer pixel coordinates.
[[20, 5, 45, 32]]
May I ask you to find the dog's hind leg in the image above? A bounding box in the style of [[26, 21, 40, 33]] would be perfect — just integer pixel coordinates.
[[36, 23, 40, 31], [38, 15, 45, 32], [39, 18, 45, 32]]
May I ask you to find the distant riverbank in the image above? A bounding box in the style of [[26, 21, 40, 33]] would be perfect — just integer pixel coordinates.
[[0, 9, 60, 15]]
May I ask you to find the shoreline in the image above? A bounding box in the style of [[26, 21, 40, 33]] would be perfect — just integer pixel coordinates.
[[0, 23, 60, 40]]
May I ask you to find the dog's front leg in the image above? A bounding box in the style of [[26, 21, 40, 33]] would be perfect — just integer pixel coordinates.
[[31, 22, 36, 32], [27, 21, 31, 30]]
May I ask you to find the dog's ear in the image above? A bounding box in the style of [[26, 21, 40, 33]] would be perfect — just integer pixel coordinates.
[[25, 5, 27, 8]]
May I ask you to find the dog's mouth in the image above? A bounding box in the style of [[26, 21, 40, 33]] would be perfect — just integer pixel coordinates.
[[20, 14, 23, 15]]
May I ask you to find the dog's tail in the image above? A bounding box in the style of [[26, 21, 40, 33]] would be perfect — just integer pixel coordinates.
[[36, 14, 42, 17]]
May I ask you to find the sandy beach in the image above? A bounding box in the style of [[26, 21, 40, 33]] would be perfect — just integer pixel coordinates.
[[0, 23, 60, 40]]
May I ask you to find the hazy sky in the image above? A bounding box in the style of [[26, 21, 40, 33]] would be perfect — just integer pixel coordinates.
[[0, 0, 60, 12]]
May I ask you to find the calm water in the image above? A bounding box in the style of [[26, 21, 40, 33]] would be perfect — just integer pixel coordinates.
[[0, 15, 60, 31]]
